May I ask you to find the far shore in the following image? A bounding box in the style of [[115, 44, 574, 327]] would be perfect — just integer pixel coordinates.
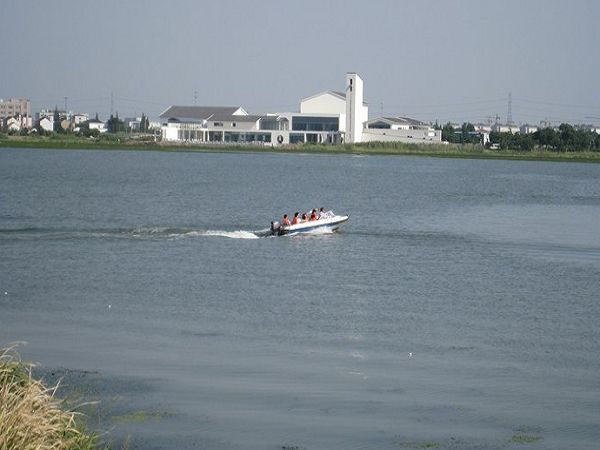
[[2, 135, 600, 163]]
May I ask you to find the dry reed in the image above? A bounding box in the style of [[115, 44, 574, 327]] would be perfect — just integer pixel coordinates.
[[0, 344, 101, 450]]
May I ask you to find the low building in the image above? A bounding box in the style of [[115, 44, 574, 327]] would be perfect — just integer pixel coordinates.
[[38, 117, 53, 132], [363, 116, 441, 143], [492, 124, 520, 134], [520, 124, 538, 134], [160, 73, 442, 146], [87, 116, 107, 133], [4, 116, 21, 132]]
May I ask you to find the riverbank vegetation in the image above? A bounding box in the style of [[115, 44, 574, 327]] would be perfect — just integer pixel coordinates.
[[441, 122, 600, 152], [1, 129, 600, 162], [0, 345, 103, 450]]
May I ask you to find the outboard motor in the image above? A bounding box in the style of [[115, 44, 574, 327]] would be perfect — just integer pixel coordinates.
[[270, 221, 281, 235]]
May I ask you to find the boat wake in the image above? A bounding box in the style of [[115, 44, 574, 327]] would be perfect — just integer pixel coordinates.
[[285, 226, 336, 236], [0, 224, 343, 241], [0, 226, 265, 241]]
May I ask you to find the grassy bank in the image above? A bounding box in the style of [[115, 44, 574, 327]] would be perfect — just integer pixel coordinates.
[[2, 134, 600, 162], [0, 345, 103, 450]]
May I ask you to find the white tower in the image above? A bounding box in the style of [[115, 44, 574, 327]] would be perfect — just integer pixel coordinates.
[[345, 72, 365, 144]]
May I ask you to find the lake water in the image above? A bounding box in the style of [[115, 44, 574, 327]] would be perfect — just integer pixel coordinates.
[[1, 148, 599, 450]]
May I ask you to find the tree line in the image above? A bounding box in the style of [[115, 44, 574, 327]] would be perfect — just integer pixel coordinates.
[[438, 122, 600, 152]]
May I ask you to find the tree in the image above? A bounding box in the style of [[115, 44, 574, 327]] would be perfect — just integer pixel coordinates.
[[559, 123, 576, 151], [519, 134, 534, 151], [140, 113, 149, 133], [574, 129, 594, 151], [460, 122, 476, 144], [53, 107, 61, 133], [535, 127, 560, 150], [442, 123, 455, 143], [107, 113, 125, 133]]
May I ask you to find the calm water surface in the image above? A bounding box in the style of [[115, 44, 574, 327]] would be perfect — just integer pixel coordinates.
[[1, 148, 599, 450]]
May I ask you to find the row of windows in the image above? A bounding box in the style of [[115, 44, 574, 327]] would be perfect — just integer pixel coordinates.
[[292, 116, 339, 132]]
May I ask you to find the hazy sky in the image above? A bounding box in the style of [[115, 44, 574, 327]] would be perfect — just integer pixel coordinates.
[[2, 0, 599, 125]]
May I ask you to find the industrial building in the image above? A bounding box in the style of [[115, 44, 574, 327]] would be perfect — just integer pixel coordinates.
[[160, 73, 441, 145]]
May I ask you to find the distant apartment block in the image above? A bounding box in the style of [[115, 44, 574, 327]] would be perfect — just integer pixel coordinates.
[[0, 98, 31, 119], [0, 98, 32, 130]]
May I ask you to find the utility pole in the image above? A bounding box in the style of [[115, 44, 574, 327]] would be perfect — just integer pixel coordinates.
[[507, 92, 513, 126]]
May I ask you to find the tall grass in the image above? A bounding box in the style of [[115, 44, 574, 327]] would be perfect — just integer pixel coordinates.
[[0, 344, 101, 450]]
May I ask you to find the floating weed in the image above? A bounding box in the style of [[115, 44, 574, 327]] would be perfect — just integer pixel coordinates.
[[510, 426, 543, 444], [112, 409, 173, 424], [511, 432, 543, 444], [395, 440, 441, 449]]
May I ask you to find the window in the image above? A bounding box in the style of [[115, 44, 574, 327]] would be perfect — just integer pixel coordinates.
[[292, 116, 339, 132], [214, 122, 223, 127], [289, 133, 305, 144]]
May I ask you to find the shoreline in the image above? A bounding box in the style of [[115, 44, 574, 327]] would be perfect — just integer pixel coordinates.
[[2, 136, 600, 163]]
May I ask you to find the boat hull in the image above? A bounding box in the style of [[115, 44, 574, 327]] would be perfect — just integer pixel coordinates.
[[273, 215, 348, 236]]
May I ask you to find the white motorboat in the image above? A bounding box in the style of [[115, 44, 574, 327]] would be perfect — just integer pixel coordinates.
[[270, 212, 349, 236]]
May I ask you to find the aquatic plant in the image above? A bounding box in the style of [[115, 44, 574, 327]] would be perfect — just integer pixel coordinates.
[[0, 344, 102, 450], [395, 439, 441, 449], [511, 431, 543, 444]]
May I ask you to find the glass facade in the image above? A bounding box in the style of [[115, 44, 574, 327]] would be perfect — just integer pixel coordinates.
[[289, 133, 305, 144], [368, 121, 391, 129], [223, 132, 272, 143], [292, 116, 339, 132]]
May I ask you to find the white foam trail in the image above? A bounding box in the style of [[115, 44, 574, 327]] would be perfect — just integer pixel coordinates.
[[197, 230, 260, 240], [288, 227, 335, 236]]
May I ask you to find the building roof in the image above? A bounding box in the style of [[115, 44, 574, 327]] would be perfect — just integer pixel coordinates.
[[159, 105, 253, 122], [368, 116, 429, 127], [300, 90, 346, 103]]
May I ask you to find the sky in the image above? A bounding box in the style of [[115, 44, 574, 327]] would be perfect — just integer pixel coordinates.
[[2, 0, 599, 125]]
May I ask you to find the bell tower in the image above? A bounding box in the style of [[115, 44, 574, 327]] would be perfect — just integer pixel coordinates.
[[345, 72, 364, 144]]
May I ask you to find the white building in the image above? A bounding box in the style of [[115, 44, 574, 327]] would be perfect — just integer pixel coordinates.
[[362, 116, 441, 143], [492, 123, 520, 134], [520, 124, 538, 134], [87, 116, 107, 133], [160, 73, 440, 146], [38, 117, 53, 132]]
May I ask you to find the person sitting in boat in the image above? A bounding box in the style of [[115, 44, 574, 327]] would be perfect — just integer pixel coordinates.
[[281, 214, 291, 226], [301, 213, 308, 222], [319, 207, 333, 219], [309, 209, 319, 221], [292, 212, 301, 225]]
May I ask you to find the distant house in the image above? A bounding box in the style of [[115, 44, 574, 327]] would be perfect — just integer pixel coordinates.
[[124, 117, 141, 131], [520, 124, 538, 134], [38, 116, 53, 132], [72, 113, 89, 126], [87, 116, 107, 133], [5, 116, 21, 131], [2, 114, 32, 131], [492, 124, 520, 134]]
